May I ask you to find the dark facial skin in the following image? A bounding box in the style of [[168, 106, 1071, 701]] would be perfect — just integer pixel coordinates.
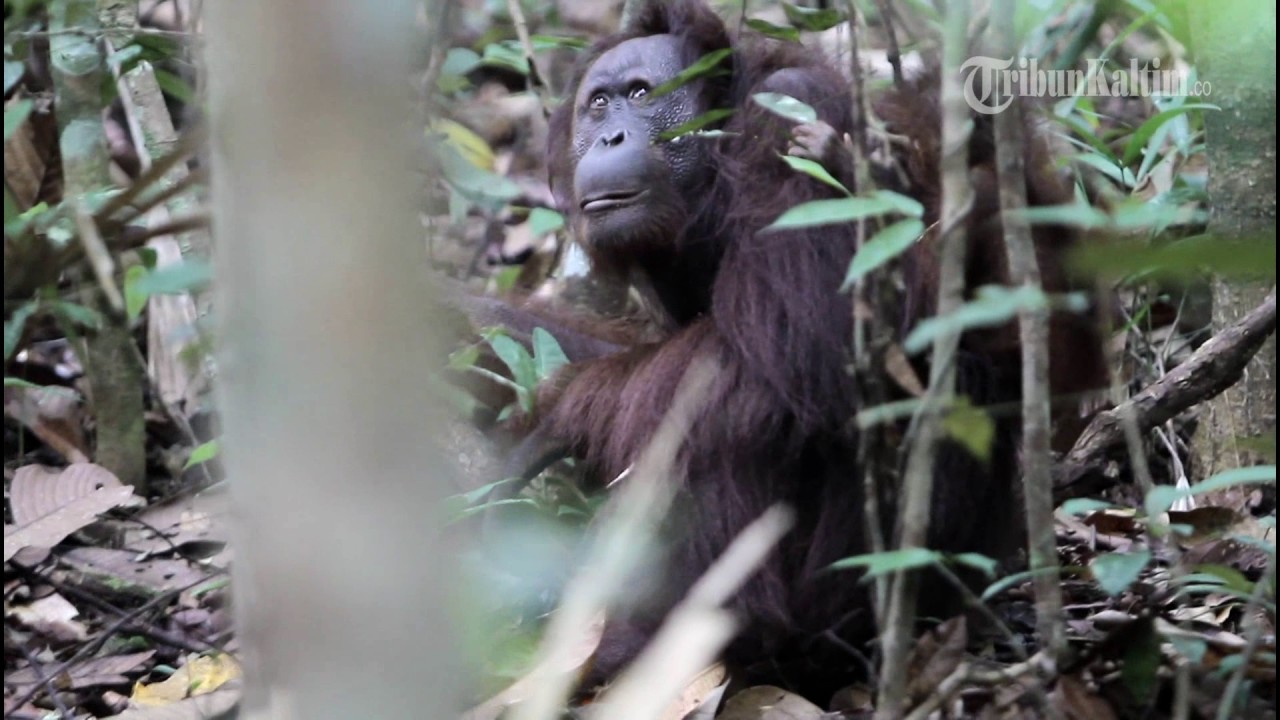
[[570, 34, 712, 249]]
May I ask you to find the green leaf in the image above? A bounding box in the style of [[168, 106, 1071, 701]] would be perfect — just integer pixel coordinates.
[[752, 92, 816, 123], [1071, 234, 1276, 282], [658, 108, 735, 141], [3, 98, 33, 141], [949, 552, 998, 578], [829, 547, 943, 578], [130, 260, 213, 297], [4, 376, 46, 389], [1059, 498, 1117, 515], [4, 300, 37, 361], [529, 35, 589, 52], [1183, 564, 1253, 594], [1145, 465, 1276, 518], [871, 190, 925, 218], [531, 327, 569, 382], [481, 41, 528, 75], [1122, 104, 1219, 167], [981, 566, 1070, 601], [123, 265, 149, 321], [448, 343, 482, 371], [4, 59, 24, 95], [435, 140, 521, 205], [650, 48, 734, 99], [1166, 634, 1207, 664], [184, 439, 221, 469], [154, 68, 195, 105], [942, 399, 995, 463], [1090, 549, 1152, 596], [903, 285, 1050, 355], [745, 18, 801, 42], [487, 332, 538, 395], [782, 2, 844, 31], [779, 154, 849, 195], [840, 219, 924, 290], [442, 47, 481, 77], [527, 207, 564, 236], [1014, 203, 1112, 230], [764, 196, 896, 232]]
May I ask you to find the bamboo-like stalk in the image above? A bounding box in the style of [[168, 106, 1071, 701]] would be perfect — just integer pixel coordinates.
[[874, 0, 973, 715]]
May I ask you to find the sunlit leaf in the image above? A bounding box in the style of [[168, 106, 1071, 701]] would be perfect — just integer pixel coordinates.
[[1059, 498, 1117, 515], [123, 265, 149, 320], [752, 92, 816, 123], [184, 439, 221, 469], [1090, 549, 1152, 596], [942, 399, 995, 463], [764, 196, 901, 231], [527, 207, 564, 236]]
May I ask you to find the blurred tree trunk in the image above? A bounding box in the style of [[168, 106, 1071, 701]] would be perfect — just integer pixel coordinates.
[[206, 1, 458, 717], [49, 0, 147, 491], [1187, 2, 1277, 488]]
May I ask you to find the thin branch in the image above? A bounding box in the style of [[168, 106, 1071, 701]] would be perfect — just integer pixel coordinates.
[[991, 0, 1064, 666], [875, 1, 973, 717]]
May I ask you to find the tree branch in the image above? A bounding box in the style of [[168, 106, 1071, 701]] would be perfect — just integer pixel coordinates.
[[1054, 288, 1277, 501]]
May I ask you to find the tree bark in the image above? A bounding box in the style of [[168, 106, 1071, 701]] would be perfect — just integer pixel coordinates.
[[1187, 1, 1277, 493]]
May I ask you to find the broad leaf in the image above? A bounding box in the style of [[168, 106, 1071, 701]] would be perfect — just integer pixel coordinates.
[[764, 196, 897, 231], [1090, 549, 1152, 596], [829, 547, 943, 578], [841, 219, 924, 290], [782, 2, 844, 31], [779, 154, 849, 195], [745, 18, 800, 42], [658, 108, 735, 141], [650, 48, 734, 99], [532, 327, 569, 382], [752, 92, 816, 123], [903, 285, 1049, 354]]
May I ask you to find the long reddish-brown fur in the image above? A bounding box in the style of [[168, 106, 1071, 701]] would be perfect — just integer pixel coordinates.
[[493, 0, 1107, 695]]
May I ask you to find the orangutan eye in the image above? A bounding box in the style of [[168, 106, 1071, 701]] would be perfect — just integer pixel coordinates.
[[629, 84, 650, 100], [589, 94, 608, 109]]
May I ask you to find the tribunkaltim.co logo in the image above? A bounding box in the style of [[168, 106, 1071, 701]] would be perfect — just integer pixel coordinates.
[[960, 56, 1211, 114]]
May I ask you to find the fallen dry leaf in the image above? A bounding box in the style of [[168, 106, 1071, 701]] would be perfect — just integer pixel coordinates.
[[4, 464, 138, 562], [131, 653, 241, 706]]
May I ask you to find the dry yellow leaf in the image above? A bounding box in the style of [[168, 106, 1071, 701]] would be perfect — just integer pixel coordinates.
[[131, 653, 241, 706]]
